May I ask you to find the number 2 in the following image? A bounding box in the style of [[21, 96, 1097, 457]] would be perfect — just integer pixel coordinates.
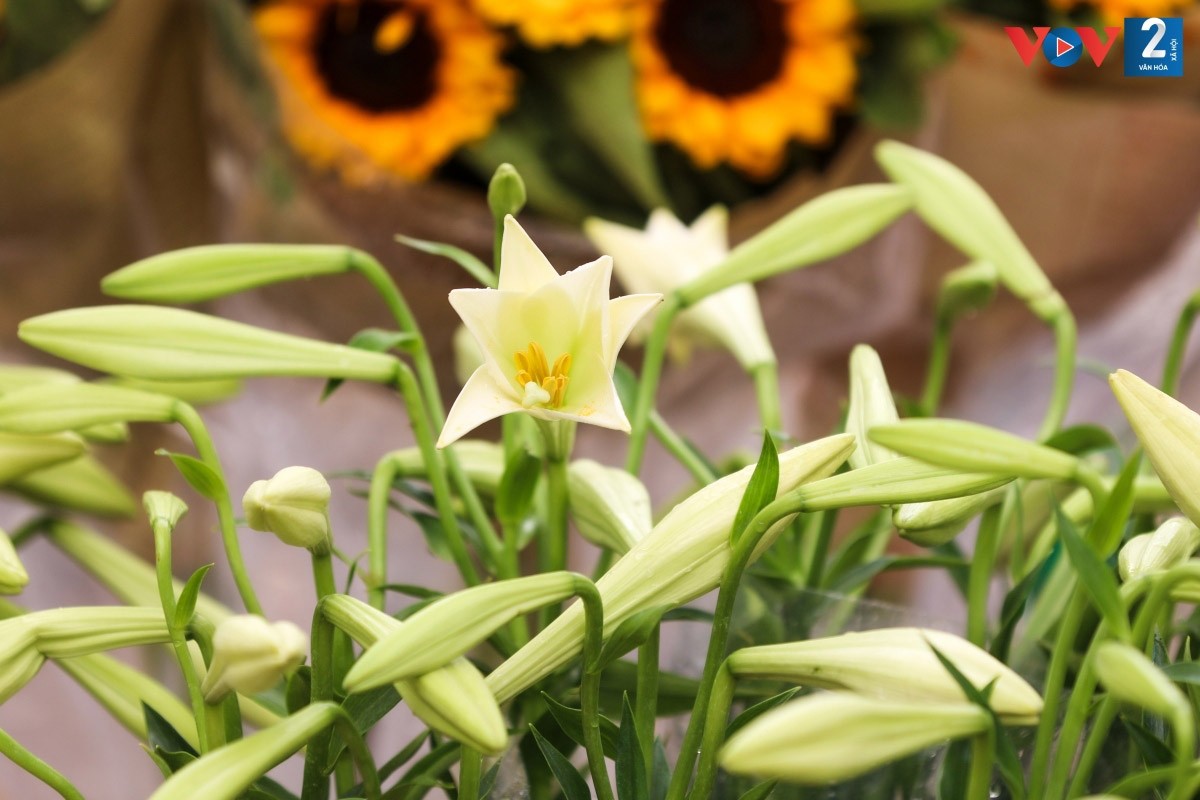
[[1142, 17, 1167, 58]]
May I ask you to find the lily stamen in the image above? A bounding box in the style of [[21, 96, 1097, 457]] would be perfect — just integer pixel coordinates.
[[514, 342, 571, 408]]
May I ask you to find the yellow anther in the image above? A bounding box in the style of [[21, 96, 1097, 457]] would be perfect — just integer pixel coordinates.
[[513, 342, 571, 408], [374, 10, 415, 53]]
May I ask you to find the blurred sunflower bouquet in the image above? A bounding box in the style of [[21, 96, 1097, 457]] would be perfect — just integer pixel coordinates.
[[246, 0, 953, 222]]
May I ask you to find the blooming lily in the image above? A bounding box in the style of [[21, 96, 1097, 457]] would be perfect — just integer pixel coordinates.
[[583, 207, 774, 369], [437, 216, 661, 448]]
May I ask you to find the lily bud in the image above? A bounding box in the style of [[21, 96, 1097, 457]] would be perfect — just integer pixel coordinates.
[[8, 455, 136, 518], [19, 306, 398, 384], [720, 692, 990, 784], [0, 618, 41, 703], [201, 615, 307, 703], [345, 572, 582, 689], [726, 628, 1042, 724], [790, 457, 1011, 512], [243, 466, 332, 554], [0, 431, 85, 484], [487, 163, 527, 220], [388, 439, 506, 495], [1094, 641, 1188, 722], [1119, 517, 1200, 583], [101, 244, 351, 303], [0, 382, 178, 434], [486, 434, 855, 703], [0, 364, 79, 394], [568, 459, 651, 554], [322, 594, 507, 754], [0, 530, 29, 595], [869, 419, 1081, 482], [845, 344, 899, 470], [937, 260, 998, 320], [109, 376, 243, 406], [144, 491, 189, 531], [893, 486, 1007, 546], [1110, 369, 1200, 528]]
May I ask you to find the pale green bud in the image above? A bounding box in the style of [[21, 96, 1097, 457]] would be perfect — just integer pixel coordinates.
[[568, 459, 651, 554], [0, 617, 41, 703], [869, 419, 1081, 481], [101, 244, 352, 303], [346, 572, 582, 689], [144, 491, 189, 531], [243, 466, 332, 553], [149, 702, 342, 800], [108, 376, 243, 406], [31, 606, 170, 659], [488, 163, 527, 220], [875, 141, 1061, 319], [1110, 369, 1200, 529], [78, 422, 130, 444], [388, 439, 506, 495], [720, 692, 990, 784], [453, 324, 485, 387], [1094, 641, 1188, 722], [322, 594, 507, 754], [1119, 517, 1200, 583], [726, 628, 1042, 724], [0, 381, 178, 434], [678, 185, 912, 302], [0, 364, 78, 394], [0, 530, 29, 595], [201, 615, 307, 703], [938, 260, 998, 320], [790, 457, 1012, 512], [486, 434, 856, 703], [0, 431, 85, 484], [893, 486, 1007, 546], [846, 344, 899, 470], [19, 306, 398, 383]]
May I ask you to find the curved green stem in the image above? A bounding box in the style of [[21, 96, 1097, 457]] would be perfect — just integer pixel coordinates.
[[650, 411, 717, 485], [1162, 291, 1200, 397], [687, 663, 736, 800], [0, 728, 84, 800], [635, 626, 660, 774], [627, 294, 683, 475], [921, 314, 953, 416], [366, 455, 400, 609], [174, 403, 262, 615], [575, 578, 615, 800], [1036, 310, 1076, 443], [1028, 591, 1089, 796], [302, 609, 337, 800], [540, 451, 570, 628], [967, 733, 994, 800], [750, 361, 783, 436]]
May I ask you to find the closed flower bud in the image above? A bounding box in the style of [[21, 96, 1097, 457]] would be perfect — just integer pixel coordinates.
[[201, 615, 307, 703], [0, 431, 85, 484], [0, 382, 178, 434], [790, 457, 1012, 513], [345, 572, 582, 689], [486, 434, 856, 703], [0, 618, 41, 703], [0, 364, 79, 394], [322, 594, 507, 754], [110, 376, 243, 406], [1094, 641, 1188, 722], [726, 627, 1042, 724], [388, 439, 506, 496], [869, 419, 1081, 482], [243, 466, 332, 553], [568, 459, 651, 554], [487, 163, 527, 220], [0, 530, 29, 595], [720, 692, 990, 785], [144, 491, 189, 532], [1110, 369, 1200, 529], [1119, 517, 1200, 583], [845, 344, 899, 470], [102, 244, 352, 303], [19, 306, 399, 384], [893, 486, 1006, 546]]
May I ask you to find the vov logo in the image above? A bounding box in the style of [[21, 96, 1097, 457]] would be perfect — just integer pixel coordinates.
[[1003, 26, 1121, 67]]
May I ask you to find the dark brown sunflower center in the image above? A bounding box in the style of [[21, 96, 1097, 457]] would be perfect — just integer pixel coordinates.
[[313, 2, 440, 113], [654, 0, 787, 98]]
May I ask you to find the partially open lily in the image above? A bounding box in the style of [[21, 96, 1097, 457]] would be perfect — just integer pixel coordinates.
[[437, 216, 661, 448], [583, 207, 774, 369]]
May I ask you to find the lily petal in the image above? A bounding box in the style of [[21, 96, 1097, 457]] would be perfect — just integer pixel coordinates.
[[688, 205, 729, 254], [437, 367, 523, 448], [605, 294, 663, 366], [498, 215, 559, 293]]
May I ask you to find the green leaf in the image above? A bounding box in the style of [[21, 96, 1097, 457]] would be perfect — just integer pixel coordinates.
[[395, 235, 496, 289], [650, 739, 670, 800], [143, 703, 198, 775], [479, 762, 500, 799], [1057, 508, 1132, 643], [730, 433, 779, 546], [1042, 424, 1118, 456], [1089, 453, 1141, 557], [827, 555, 966, 595], [1161, 661, 1200, 685], [408, 511, 453, 562], [725, 688, 801, 739], [495, 448, 541, 525], [173, 564, 213, 631], [616, 694, 649, 800], [378, 732, 433, 783], [1122, 718, 1174, 768], [529, 725, 591, 800], [285, 667, 312, 715], [156, 449, 225, 502], [542, 692, 620, 759], [736, 781, 777, 800], [326, 686, 403, 771], [596, 606, 672, 670], [989, 562, 1042, 663], [323, 328, 417, 400]]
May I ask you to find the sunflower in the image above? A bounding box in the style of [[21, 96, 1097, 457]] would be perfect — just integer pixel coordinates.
[[252, 0, 515, 183], [631, 0, 857, 179], [1050, 0, 1196, 24], [468, 0, 637, 48]]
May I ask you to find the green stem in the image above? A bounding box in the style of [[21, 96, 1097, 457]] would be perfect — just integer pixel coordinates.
[[664, 495, 802, 800], [967, 733, 994, 800], [1168, 709, 1196, 800], [0, 728, 84, 800], [311, 549, 353, 685], [1036, 309, 1077, 443], [627, 294, 683, 475], [688, 664, 736, 800], [392, 365, 482, 586], [152, 519, 209, 752], [966, 505, 1002, 647], [302, 609, 337, 800], [174, 403, 263, 615], [635, 626, 660, 774], [803, 510, 838, 590], [540, 452, 570, 628], [576, 579, 615, 800], [921, 313, 953, 416], [366, 455, 400, 609], [1028, 591, 1089, 797], [750, 361, 783, 436], [1162, 291, 1200, 396], [650, 411, 717, 485], [460, 748, 483, 800]]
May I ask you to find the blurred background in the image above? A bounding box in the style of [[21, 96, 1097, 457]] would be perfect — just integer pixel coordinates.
[[1, 0, 1199, 796]]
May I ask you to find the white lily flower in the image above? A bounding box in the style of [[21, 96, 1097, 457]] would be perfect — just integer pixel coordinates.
[[584, 207, 774, 369], [438, 216, 661, 448]]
